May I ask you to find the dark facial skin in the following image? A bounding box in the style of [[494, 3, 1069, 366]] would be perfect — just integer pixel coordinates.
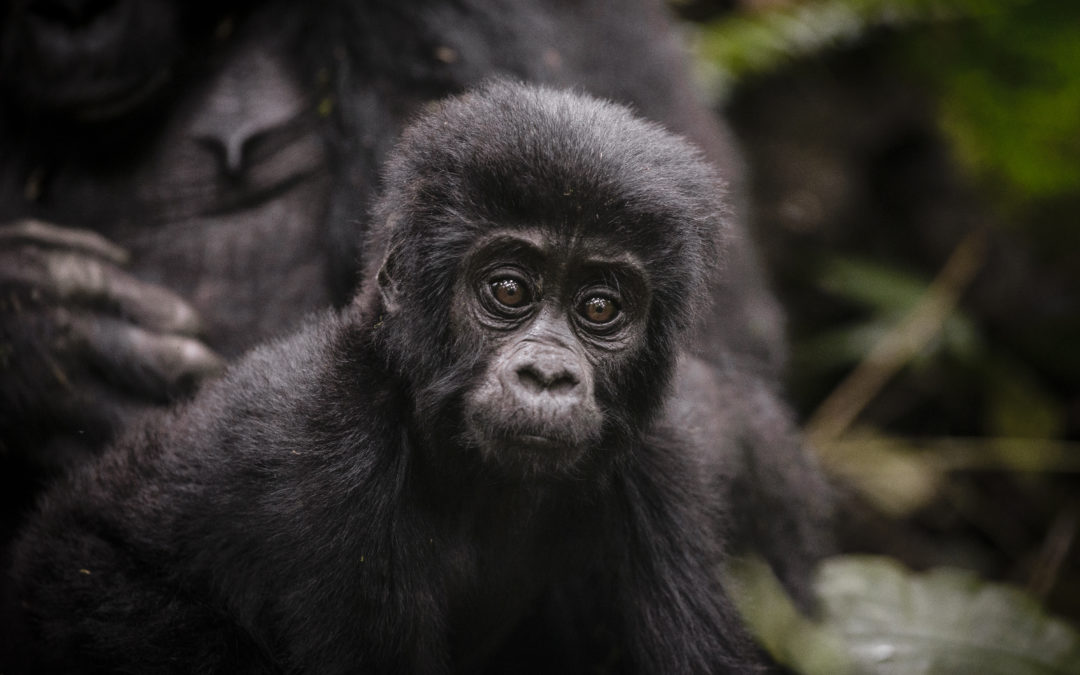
[[454, 229, 651, 473]]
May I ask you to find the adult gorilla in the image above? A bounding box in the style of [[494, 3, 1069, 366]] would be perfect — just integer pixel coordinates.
[[0, 0, 824, 610]]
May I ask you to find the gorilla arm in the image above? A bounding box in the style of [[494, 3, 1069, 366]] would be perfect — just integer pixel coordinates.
[[667, 353, 835, 609]]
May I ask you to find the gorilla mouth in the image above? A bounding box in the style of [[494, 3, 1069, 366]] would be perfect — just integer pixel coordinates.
[[474, 429, 585, 458], [504, 434, 570, 452], [474, 432, 589, 475], [463, 405, 603, 461]]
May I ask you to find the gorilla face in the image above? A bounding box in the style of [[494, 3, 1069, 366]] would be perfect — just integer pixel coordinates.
[[453, 228, 651, 473], [368, 82, 724, 478]]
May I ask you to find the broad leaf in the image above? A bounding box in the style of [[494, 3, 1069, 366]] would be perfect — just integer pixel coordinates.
[[815, 556, 1080, 674]]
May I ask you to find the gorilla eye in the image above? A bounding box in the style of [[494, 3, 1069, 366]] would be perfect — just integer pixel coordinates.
[[491, 278, 531, 308], [579, 296, 619, 324]]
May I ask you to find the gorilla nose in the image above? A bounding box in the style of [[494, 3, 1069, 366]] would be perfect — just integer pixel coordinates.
[[513, 357, 582, 399]]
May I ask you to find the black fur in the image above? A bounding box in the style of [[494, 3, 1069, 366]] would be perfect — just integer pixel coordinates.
[[0, 0, 831, 657], [0, 0, 793, 559], [10, 83, 763, 674]]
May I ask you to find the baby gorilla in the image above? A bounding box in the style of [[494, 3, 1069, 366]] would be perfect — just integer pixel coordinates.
[[9, 82, 760, 674]]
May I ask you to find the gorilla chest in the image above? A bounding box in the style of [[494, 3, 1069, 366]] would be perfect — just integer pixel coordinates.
[[435, 495, 603, 668]]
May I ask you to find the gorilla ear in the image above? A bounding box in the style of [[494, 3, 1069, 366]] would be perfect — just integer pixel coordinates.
[[376, 245, 402, 314]]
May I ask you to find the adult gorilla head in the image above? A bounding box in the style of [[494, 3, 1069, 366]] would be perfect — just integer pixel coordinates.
[[363, 80, 728, 475]]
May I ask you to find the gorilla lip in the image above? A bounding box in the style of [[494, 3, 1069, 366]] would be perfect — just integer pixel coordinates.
[[507, 434, 566, 450], [469, 431, 587, 473]]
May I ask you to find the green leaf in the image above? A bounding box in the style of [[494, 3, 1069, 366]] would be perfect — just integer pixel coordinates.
[[694, 0, 1018, 100], [726, 556, 854, 675], [817, 257, 929, 314], [794, 321, 894, 373], [815, 556, 1080, 674], [906, 0, 1080, 203]]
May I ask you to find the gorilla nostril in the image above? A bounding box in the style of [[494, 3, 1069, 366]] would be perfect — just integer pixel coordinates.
[[547, 372, 579, 395], [516, 366, 545, 394]]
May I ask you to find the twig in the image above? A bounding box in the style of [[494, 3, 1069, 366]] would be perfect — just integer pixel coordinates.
[[1029, 504, 1079, 600], [806, 229, 987, 447]]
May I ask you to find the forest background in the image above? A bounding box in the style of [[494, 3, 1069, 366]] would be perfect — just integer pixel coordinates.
[[683, 1, 1080, 671]]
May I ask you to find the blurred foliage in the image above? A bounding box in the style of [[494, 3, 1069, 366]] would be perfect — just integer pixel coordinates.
[[730, 555, 1080, 674], [693, 0, 1080, 496], [697, 0, 1080, 206], [727, 556, 854, 675], [694, 0, 1022, 100], [796, 256, 981, 374], [694, 0, 1080, 667], [908, 2, 1080, 205], [815, 556, 1080, 674]]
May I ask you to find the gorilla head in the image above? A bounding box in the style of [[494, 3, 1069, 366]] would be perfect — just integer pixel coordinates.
[[363, 81, 727, 475]]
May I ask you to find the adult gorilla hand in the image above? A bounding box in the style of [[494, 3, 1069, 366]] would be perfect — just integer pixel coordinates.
[[0, 220, 224, 468]]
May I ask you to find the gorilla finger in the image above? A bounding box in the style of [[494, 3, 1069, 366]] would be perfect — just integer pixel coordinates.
[[0, 219, 129, 265], [74, 316, 226, 400], [15, 249, 205, 336]]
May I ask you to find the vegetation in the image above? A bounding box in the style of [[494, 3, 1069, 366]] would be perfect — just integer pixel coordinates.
[[691, 0, 1080, 670]]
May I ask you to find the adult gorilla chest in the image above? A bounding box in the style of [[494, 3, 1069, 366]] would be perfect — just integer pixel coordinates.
[[1, 39, 333, 357]]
